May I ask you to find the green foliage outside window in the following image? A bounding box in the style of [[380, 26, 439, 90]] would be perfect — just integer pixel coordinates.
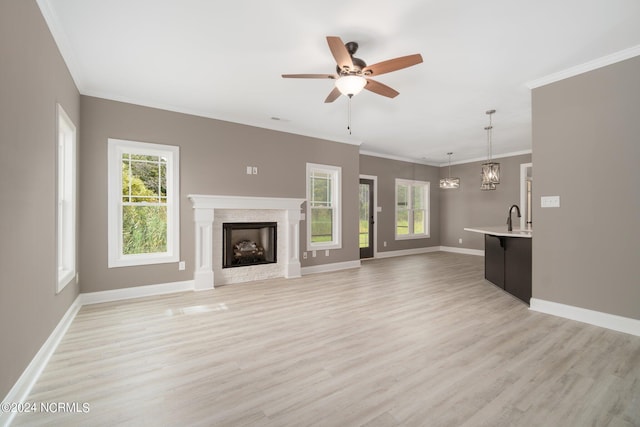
[[309, 171, 334, 243], [121, 155, 168, 255]]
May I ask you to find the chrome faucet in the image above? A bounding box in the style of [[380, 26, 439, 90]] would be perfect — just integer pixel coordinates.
[[507, 204, 521, 232]]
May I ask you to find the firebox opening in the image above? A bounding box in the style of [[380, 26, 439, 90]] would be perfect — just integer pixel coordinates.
[[223, 222, 277, 268]]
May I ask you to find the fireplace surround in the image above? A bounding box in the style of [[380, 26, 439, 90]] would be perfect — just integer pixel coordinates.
[[188, 195, 305, 289]]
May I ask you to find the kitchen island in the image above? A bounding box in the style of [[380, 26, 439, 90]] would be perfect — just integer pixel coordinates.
[[464, 226, 532, 304]]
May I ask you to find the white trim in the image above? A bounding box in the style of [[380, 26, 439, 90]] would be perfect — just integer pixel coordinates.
[[437, 150, 533, 167], [301, 260, 361, 276], [375, 246, 440, 259], [306, 163, 342, 251], [36, 0, 85, 90], [520, 163, 533, 230], [526, 45, 640, 89], [359, 174, 378, 259], [80, 280, 195, 305], [56, 104, 77, 293], [395, 179, 430, 239], [530, 298, 640, 337], [188, 195, 305, 211], [439, 246, 484, 256], [0, 296, 82, 427], [360, 149, 533, 167], [359, 150, 439, 166], [107, 138, 180, 268]]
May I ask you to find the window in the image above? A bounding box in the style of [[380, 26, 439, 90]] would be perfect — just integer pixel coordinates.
[[306, 163, 342, 250], [108, 139, 179, 267], [57, 105, 76, 292], [395, 179, 429, 239]]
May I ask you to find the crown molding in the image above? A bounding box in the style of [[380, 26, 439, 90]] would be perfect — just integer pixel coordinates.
[[359, 150, 439, 166], [526, 45, 640, 89], [437, 149, 533, 167]]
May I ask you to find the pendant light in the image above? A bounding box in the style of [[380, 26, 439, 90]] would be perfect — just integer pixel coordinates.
[[440, 152, 460, 189], [481, 109, 500, 190]]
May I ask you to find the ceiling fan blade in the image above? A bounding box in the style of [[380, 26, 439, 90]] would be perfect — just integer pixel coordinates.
[[324, 86, 342, 103], [364, 79, 399, 98], [282, 74, 337, 79], [326, 36, 354, 70], [363, 54, 423, 76]]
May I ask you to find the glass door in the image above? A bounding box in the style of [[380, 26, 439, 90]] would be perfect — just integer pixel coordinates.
[[359, 178, 374, 259]]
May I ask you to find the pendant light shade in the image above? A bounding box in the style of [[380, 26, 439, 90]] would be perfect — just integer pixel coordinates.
[[335, 75, 367, 97], [440, 152, 460, 189], [481, 109, 500, 190]]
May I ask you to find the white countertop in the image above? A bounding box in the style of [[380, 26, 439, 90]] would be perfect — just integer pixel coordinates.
[[464, 226, 532, 238]]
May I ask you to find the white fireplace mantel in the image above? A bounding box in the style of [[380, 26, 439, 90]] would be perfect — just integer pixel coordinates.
[[188, 194, 305, 290]]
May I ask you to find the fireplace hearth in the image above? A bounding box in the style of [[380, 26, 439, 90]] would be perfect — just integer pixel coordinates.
[[223, 222, 277, 268]]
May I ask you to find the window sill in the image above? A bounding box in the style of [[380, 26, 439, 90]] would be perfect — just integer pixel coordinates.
[[395, 234, 430, 240], [108, 254, 179, 268], [307, 243, 342, 252]]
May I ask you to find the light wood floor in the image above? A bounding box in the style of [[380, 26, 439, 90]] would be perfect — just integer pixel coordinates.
[[13, 252, 640, 426]]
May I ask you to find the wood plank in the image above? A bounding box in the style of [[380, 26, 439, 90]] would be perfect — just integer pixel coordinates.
[[12, 252, 640, 426]]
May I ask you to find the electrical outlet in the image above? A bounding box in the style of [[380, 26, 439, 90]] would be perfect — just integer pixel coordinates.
[[459, 238, 463, 244], [303, 252, 307, 259], [312, 250, 316, 258], [179, 261, 185, 271], [252, 166, 258, 175], [383, 241, 387, 247], [325, 250, 329, 256]]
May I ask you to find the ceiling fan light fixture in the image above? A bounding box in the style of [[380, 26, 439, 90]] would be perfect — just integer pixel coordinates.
[[335, 75, 367, 97]]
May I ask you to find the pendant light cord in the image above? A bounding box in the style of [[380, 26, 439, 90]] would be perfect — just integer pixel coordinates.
[[485, 110, 494, 162]]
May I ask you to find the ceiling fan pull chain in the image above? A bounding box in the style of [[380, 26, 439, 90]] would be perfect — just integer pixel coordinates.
[[347, 94, 352, 135]]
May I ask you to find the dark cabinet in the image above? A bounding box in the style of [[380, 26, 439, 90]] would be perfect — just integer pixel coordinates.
[[484, 234, 532, 304], [485, 235, 505, 289]]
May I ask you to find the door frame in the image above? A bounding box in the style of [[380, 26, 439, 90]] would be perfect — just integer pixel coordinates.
[[359, 174, 378, 259]]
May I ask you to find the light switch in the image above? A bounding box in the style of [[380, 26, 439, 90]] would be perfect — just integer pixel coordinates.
[[541, 196, 560, 208], [246, 166, 252, 175]]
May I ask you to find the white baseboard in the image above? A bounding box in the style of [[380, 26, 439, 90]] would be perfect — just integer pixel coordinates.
[[80, 280, 195, 305], [375, 246, 483, 258], [1, 295, 82, 427], [375, 246, 441, 259], [439, 246, 484, 256], [530, 298, 640, 337], [301, 260, 361, 276]]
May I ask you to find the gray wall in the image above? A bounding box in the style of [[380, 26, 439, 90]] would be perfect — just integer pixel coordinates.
[[79, 96, 360, 293], [440, 154, 532, 250], [359, 155, 441, 253], [532, 56, 640, 320], [0, 0, 80, 399]]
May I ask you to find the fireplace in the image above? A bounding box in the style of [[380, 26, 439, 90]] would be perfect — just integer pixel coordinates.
[[188, 194, 304, 289], [223, 222, 277, 268]]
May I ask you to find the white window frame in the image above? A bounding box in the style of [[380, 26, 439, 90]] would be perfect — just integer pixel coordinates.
[[56, 104, 77, 292], [108, 138, 180, 268], [395, 179, 430, 240], [306, 163, 342, 251]]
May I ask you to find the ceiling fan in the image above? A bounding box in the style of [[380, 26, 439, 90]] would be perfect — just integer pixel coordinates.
[[282, 36, 423, 103]]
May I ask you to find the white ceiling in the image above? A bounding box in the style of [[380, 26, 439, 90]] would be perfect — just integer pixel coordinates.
[[38, 0, 640, 165]]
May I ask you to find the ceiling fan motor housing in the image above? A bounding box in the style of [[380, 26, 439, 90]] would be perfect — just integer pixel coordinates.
[[337, 41, 367, 75]]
